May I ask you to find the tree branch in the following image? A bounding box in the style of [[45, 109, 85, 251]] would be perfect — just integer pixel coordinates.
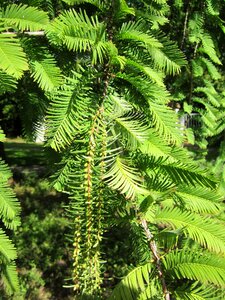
[[1, 31, 45, 36], [141, 218, 170, 300], [181, 2, 189, 49]]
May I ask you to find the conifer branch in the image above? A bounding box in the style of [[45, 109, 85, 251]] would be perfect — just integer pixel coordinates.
[[1, 1, 224, 298], [141, 219, 170, 300], [2, 31, 45, 36], [72, 216, 82, 291]]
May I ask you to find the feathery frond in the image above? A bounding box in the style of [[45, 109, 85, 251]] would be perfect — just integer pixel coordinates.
[[0, 28, 28, 78], [148, 33, 186, 75], [0, 161, 21, 229], [0, 71, 17, 94], [163, 249, 225, 287], [114, 113, 150, 150], [116, 0, 135, 19], [61, 0, 105, 10], [1, 0, 222, 298], [104, 156, 149, 200], [116, 73, 183, 145], [125, 59, 165, 87], [173, 186, 224, 213], [200, 33, 221, 65], [117, 21, 163, 49], [31, 54, 63, 91], [0, 230, 17, 263], [47, 73, 92, 151], [141, 154, 216, 189], [1, 4, 49, 31], [107, 94, 133, 116], [155, 207, 225, 253], [200, 57, 221, 80], [48, 9, 107, 63], [109, 263, 162, 300], [1, 263, 19, 295], [174, 283, 223, 300]]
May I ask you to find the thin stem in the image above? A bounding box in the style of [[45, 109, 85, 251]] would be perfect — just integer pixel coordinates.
[[141, 219, 170, 300], [181, 2, 189, 49], [188, 42, 199, 104], [101, 1, 115, 101], [2, 31, 45, 36]]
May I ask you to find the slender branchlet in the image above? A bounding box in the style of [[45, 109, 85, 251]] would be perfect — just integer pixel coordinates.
[[181, 1, 189, 49], [141, 219, 170, 300], [72, 216, 82, 291], [84, 107, 105, 292], [188, 42, 199, 104]]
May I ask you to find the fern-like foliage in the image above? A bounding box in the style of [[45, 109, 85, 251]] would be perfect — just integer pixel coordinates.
[[0, 4, 46, 293], [0, 4, 49, 31], [42, 1, 225, 298], [155, 207, 225, 254], [109, 264, 163, 300], [0, 4, 51, 81], [0, 71, 17, 94], [1, 263, 20, 296], [163, 249, 225, 287], [31, 54, 63, 91], [61, 0, 105, 9], [173, 186, 223, 214], [170, 1, 225, 149], [20, 37, 63, 93], [174, 283, 224, 300], [0, 131, 20, 295], [0, 161, 21, 230], [0, 27, 28, 78], [114, 113, 150, 150], [115, 73, 183, 145], [104, 156, 149, 200], [1, 0, 225, 299], [48, 9, 108, 64], [47, 72, 93, 151]]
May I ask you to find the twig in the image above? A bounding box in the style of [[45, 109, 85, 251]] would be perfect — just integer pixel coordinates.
[[181, 2, 189, 49], [141, 219, 170, 300], [188, 42, 199, 104], [1, 31, 45, 36]]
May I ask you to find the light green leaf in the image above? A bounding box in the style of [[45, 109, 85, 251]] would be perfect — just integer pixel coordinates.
[[0, 30, 28, 78], [104, 156, 149, 199], [109, 263, 154, 300], [1, 262, 19, 294], [1, 4, 49, 31], [115, 113, 150, 150], [31, 55, 63, 91], [163, 249, 225, 287], [155, 207, 225, 253], [0, 229, 17, 262]]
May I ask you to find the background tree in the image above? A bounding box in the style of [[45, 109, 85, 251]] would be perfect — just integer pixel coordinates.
[[169, 1, 225, 152]]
